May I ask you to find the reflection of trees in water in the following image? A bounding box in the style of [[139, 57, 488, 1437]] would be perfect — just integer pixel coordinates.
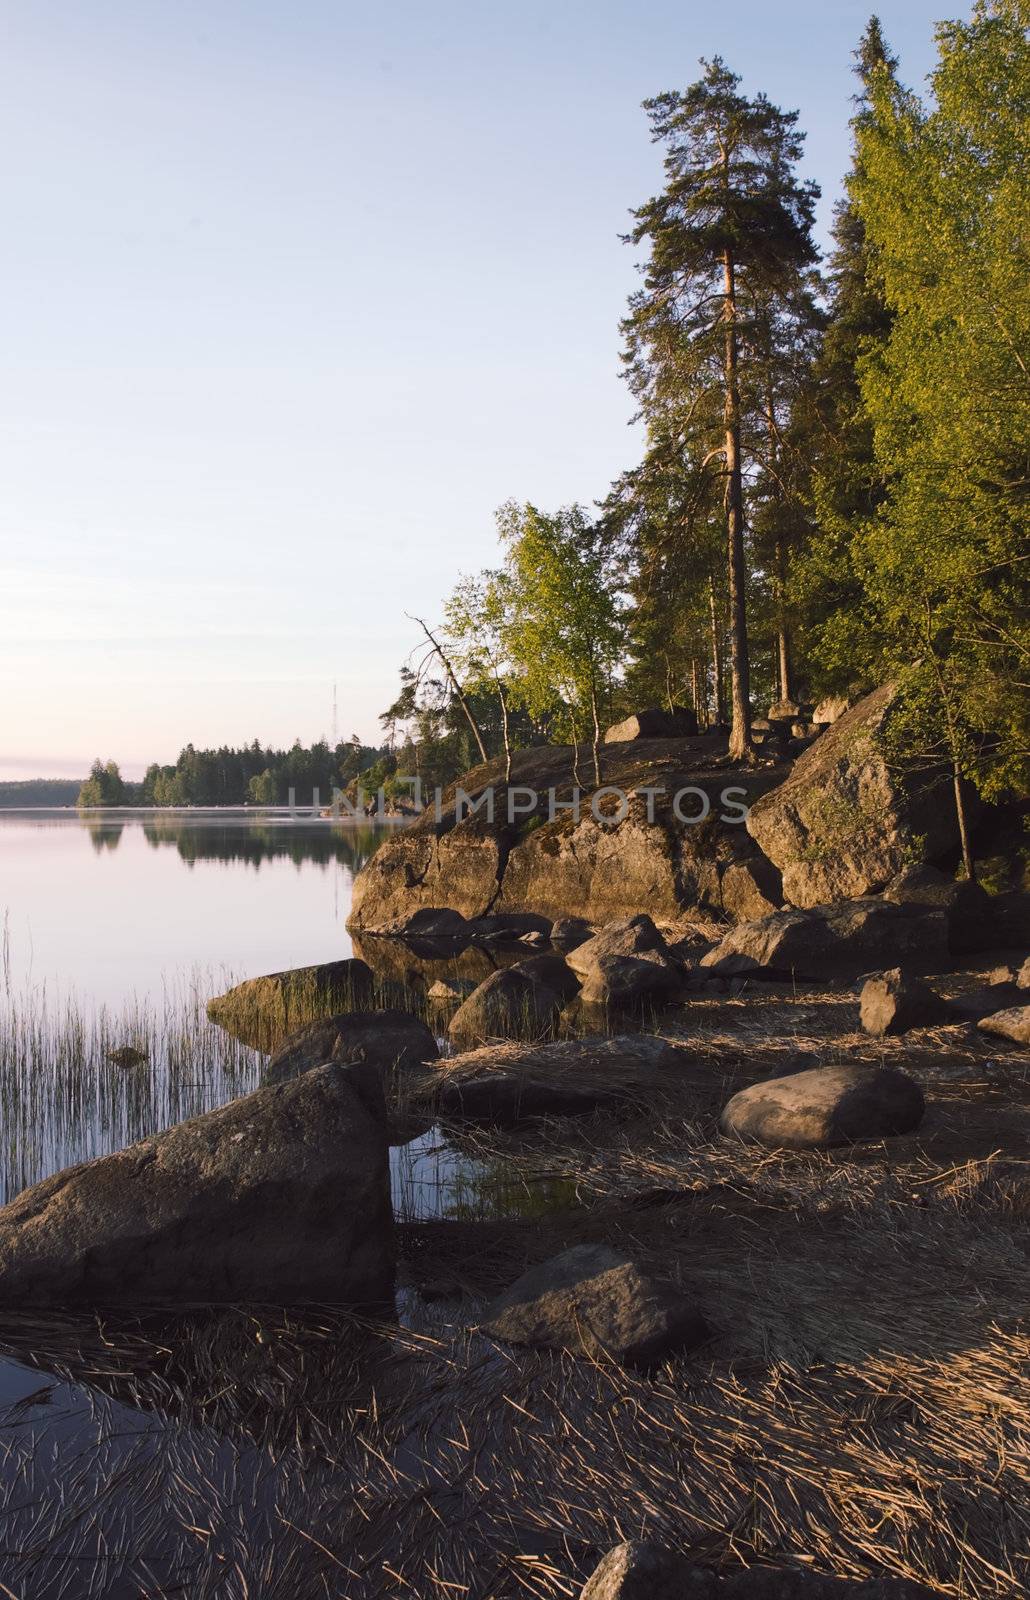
[[139, 820, 391, 872], [84, 820, 125, 852]]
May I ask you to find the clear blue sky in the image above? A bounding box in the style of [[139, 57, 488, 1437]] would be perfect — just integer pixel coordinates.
[[1, 0, 945, 780]]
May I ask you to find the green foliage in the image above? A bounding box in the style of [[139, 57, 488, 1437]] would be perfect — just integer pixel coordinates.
[[620, 58, 820, 736], [850, 0, 1030, 800], [77, 759, 126, 808], [497, 501, 625, 760]]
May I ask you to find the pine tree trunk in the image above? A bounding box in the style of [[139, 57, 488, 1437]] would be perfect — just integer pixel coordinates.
[[777, 530, 793, 704], [709, 572, 723, 727], [722, 246, 751, 759]]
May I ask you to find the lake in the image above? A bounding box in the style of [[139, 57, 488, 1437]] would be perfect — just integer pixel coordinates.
[[0, 808, 389, 1008], [0, 809, 500, 1215]]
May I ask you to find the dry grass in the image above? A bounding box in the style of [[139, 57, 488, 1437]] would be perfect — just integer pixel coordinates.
[[0, 973, 1026, 1598]]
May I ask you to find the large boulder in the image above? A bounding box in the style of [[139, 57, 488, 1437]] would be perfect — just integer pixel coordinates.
[[347, 742, 782, 933], [434, 1035, 685, 1123], [206, 959, 379, 1052], [448, 965, 563, 1044], [348, 814, 514, 932], [859, 969, 948, 1037], [746, 684, 960, 907], [721, 1064, 925, 1149], [701, 900, 948, 982], [604, 707, 698, 742], [579, 1544, 935, 1598], [566, 915, 681, 1006], [499, 798, 781, 927], [883, 865, 997, 955], [978, 1006, 1030, 1046], [263, 1009, 438, 1086], [0, 1063, 394, 1306], [482, 1243, 709, 1365]]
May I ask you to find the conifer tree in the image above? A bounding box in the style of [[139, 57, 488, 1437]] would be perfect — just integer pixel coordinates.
[[623, 59, 819, 756]]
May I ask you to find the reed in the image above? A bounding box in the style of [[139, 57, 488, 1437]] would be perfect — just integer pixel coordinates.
[[0, 965, 261, 1203]]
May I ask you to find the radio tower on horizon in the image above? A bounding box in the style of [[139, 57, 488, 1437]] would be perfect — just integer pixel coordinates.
[[331, 681, 338, 747]]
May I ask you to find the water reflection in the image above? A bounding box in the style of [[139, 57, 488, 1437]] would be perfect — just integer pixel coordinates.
[[141, 816, 388, 872]]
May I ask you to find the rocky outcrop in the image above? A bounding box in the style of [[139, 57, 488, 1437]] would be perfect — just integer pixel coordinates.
[[746, 684, 960, 908], [482, 1243, 708, 1365], [263, 1009, 438, 1086], [701, 900, 948, 982], [721, 1064, 925, 1149], [979, 1005, 1030, 1046], [207, 958, 381, 1052], [566, 915, 680, 1006], [604, 707, 698, 741], [433, 1034, 685, 1123], [0, 1063, 394, 1306], [346, 741, 783, 933], [498, 804, 781, 926], [859, 969, 948, 1037], [579, 1544, 936, 1598]]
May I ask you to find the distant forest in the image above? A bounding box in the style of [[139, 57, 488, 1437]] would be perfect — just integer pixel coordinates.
[[71, 741, 395, 809], [0, 779, 82, 808]]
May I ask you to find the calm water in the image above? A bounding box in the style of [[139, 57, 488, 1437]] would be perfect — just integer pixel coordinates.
[[0, 808, 388, 1006], [0, 810, 483, 1214]]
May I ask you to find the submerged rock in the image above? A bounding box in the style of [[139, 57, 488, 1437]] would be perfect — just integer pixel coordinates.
[[482, 1243, 708, 1365], [427, 976, 477, 1005], [566, 915, 681, 1006], [700, 900, 947, 982], [746, 684, 961, 907], [0, 1062, 394, 1306], [263, 1009, 438, 1085], [721, 1064, 925, 1149], [978, 1005, 1030, 1046], [106, 1046, 148, 1069], [206, 958, 381, 1051], [859, 969, 948, 1037]]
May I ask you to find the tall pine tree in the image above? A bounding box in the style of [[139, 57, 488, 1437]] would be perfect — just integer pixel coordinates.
[[623, 60, 819, 756]]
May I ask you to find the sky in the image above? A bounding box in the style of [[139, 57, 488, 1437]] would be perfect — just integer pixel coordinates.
[[1, 0, 945, 780]]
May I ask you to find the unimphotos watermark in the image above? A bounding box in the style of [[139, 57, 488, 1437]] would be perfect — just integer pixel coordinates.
[[287, 778, 751, 825]]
